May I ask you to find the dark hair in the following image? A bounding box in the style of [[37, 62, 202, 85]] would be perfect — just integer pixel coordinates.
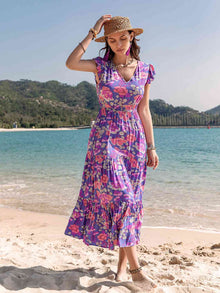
[[99, 30, 141, 61]]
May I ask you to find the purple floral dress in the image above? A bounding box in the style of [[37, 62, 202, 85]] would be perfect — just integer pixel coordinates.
[[64, 56, 156, 250]]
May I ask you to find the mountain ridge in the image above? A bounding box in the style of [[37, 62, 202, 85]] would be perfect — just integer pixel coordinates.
[[0, 79, 219, 128]]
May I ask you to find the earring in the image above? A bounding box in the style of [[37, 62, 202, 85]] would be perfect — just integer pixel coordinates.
[[104, 48, 110, 61], [126, 41, 132, 56]]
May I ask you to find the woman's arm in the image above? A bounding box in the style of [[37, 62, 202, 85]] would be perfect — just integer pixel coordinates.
[[137, 83, 159, 170], [137, 83, 155, 147], [65, 32, 96, 72], [65, 14, 112, 73]]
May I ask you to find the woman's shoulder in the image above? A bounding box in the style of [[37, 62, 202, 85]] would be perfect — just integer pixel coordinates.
[[93, 56, 110, 71], [93, 56, 103, 61], [139, 60, 155, 73], [139, 60, 152, 68], [139, 60, 156, 84], [93, 56, 108, 65]]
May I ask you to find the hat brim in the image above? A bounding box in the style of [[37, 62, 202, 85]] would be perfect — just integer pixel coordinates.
[[94, 28, 144, 42]]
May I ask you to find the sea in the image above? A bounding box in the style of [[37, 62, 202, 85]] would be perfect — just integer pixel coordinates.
[[0, 127, 220, 232]]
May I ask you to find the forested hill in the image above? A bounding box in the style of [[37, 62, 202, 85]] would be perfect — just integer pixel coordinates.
[[0, 79, 219, 128], [0, 79, 99, 128], [205, 105, 220, 115]]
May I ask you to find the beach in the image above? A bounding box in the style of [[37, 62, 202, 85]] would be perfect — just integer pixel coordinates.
[[1, 126, 220, 133], [0, 128, 78, 132], [0, 128, 220, 292], [0, 206, 219, 293]]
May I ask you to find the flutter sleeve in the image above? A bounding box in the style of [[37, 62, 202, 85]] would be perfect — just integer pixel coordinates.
[[92, 56, 104, 84], [145, 64, 156, 85]]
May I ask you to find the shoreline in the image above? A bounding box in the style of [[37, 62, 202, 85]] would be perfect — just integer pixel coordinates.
[[1, 203, 219, 234], [1, 205, 220, 247], [0, 206, 219, 292], [0, 205, 219, 241], [0, 127, 78, 132], [1, 125, 220, 132]]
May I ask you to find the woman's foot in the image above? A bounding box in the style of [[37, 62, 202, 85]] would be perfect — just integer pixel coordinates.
[[115, 269, 128, 282], [131, 270, 157, 290]]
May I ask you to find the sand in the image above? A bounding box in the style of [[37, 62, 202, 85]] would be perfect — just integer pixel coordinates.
[[0, 207, 219, 293]]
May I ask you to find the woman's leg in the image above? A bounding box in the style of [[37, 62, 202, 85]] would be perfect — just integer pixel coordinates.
[[123, 245, 157, 288], [116, 247, 128, 281], [123, 245, 139, 270]]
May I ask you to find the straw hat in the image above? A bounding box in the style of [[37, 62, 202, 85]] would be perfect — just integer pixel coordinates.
[[95, 16, 143, 42]]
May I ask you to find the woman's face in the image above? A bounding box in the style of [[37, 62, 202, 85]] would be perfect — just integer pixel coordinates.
[[106, 30, 134, 55]]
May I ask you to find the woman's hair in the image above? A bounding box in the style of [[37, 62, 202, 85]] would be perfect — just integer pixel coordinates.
[[99, 30, 141, 61]]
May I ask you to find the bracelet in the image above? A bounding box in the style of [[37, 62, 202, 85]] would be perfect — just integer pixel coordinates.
[[79, 42, 85, 53], [129, 266, 142, 274], [147, 144, 156, 151], [89, 28, 98, 40]]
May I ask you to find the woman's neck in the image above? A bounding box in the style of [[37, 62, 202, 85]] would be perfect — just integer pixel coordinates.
[[112, 54, 131, 65]]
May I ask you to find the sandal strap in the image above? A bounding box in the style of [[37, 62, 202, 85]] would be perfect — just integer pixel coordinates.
[[129, 266, 142, 274]]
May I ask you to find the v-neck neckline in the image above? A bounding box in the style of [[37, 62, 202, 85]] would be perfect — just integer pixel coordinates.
[[110, 59, 139, 83]]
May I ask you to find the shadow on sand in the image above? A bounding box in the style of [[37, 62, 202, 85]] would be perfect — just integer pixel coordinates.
[[0, 265, 142, 292]]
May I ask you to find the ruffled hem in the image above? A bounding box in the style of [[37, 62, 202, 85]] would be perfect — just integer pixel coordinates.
[[64, 198, 144, 250], [65, 233, 141, 251]]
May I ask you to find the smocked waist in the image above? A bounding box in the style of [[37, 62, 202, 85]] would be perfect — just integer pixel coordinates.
[[99, 107, 138, 115]]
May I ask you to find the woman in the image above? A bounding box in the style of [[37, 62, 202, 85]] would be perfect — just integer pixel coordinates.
[[64, 15, 159, 290]]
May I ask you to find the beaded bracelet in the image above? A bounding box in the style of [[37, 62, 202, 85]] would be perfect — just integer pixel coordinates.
[[129, 266, 142, 274], [147, 143, 156, 151], [89, 28, 98, 40]]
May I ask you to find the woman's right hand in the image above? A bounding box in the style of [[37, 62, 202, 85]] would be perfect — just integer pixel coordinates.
[[66, 15, 112, 72], [93, 15, 112, 35]]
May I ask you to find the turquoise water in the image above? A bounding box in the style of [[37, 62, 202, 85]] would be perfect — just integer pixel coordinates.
[[0, 128, 220, 232]]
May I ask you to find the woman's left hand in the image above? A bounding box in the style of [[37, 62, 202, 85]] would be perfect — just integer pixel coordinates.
[[146, 150, 159, 170]]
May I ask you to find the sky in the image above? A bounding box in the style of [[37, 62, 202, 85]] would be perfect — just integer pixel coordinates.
[[1, 0, 220, 112]]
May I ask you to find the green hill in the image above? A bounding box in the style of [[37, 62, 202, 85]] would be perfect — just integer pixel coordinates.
[[0, 79, 99, 128], [205, 105, 220, 115], [0, 79, 219, 128]]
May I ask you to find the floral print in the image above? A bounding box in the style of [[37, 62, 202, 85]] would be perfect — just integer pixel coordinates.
[[64, 56, 156, 250]]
